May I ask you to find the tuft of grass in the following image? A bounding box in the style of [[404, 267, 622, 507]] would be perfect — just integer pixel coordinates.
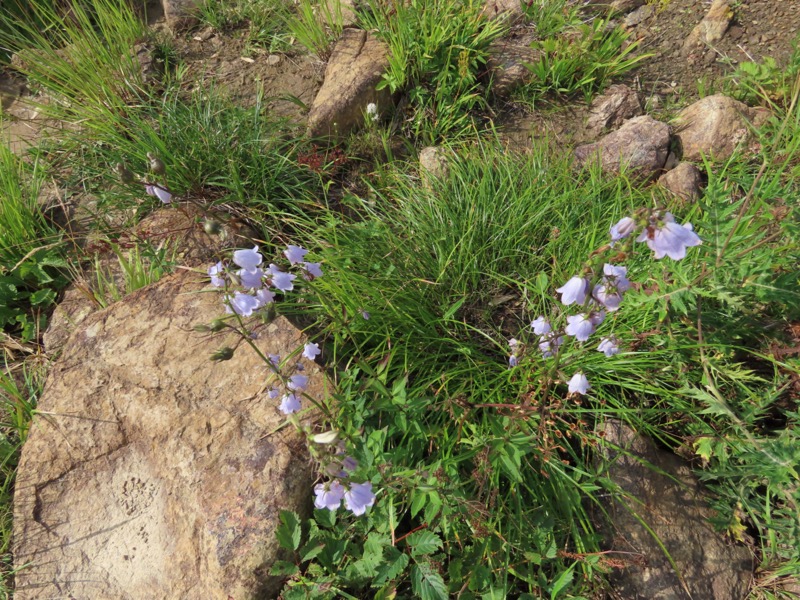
[[520, 17, 647, 105], [284, 0, 345, 60], [359, 0, 507, 144], [197, 0, 293, 52]]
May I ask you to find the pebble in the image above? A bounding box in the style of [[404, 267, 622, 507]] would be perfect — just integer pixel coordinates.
[[267, 54, 282, 66]]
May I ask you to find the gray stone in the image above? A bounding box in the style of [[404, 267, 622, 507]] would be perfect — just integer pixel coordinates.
[[162, 0, 200, 31], [573, 115, 670, 181], [15, 270, 323, 599], [585, 84, 643, 138], [419, 146, 451, 184], [675, 94, 770, 161], [624, 4, 654, 28], [487, 33, 540, 97], [482, 0, 524, 24], [682, 0, 733, 54], [597, 420, 753, 600], [659, 162, 704, 202], [307, 29, 392, 140]]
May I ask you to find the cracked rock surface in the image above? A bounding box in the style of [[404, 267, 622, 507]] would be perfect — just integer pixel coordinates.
[[14, 270, 324, 599]]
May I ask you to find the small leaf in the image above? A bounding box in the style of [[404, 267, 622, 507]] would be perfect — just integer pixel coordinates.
[[269, 559, 299, 576], [411, 563, 448, 600], [276, 510, 302, 551], [374, 546, 409, 585], [406, 530, 442, 556]]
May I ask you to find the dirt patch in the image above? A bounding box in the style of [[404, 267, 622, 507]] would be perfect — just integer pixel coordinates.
[[174, 30, 322, 121], [625, 0, 800, 99]]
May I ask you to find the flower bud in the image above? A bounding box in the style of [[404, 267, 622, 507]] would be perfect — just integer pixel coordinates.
[[209, 319, 227, 332], [203, 219, 222, 235], [147, 152, 166, 176], [312, 431, 340, 445], [193, 324, 211, 332], [115, 162, 135, 184], [210, 346, 235, 361]]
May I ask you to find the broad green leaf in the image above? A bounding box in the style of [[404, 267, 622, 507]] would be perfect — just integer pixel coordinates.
[[269, 559, 299, 576], [406, 530, 442, 556], [411, 563, 448, 600], [276, 510, 302, 551]]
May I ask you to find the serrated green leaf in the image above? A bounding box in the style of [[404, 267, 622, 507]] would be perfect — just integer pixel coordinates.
[[269, 559, 299, 576], [29, 288, 56, 306], [406, 530, 442, 556], [373, 546, 409, 586], [410, 491, 427, 518], [276, 510, 302, 551], [411, 563, 448, 600]]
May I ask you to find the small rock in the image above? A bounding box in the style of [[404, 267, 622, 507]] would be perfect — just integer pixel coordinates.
[[419, 146, 450, 183], [486, 33, 540, 97], [132, 42, 161, 86], [573, 115, 670, 181], [675, 94, 770, 161], [610, 0, 646, 12], [682, 0, 733, 55], [196, 26, 214, 41], [482, 0, 524, 24], [267, 54, 282, 66], [307, 29, 392, 140], [162, 0, 200, 31], [596, 420, 753, 600], [624, 4, 654, 28], [585, 84, 643, 138], [658, 162, 704, 202]]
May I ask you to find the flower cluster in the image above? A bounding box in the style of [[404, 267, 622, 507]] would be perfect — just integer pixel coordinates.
[[207, 244, 323, 317], [311, 435, 376, 516], [508, 210, 701, 396]]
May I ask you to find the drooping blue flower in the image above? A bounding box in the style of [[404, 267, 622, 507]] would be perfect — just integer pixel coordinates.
[[267, 387, 280, 399], [567, 372, 590, 395], [208, 262, 226, 287], [284, 244, 309, 265], [530, 316, 551, 336], [146, 184, 172, 204], [269, 353, 281, 367], [341, 456, 358, 473], [288, 374, 309, 391], [565, 314, 596, 342], [538, 335, 564, 358], [268, 264, 297, 292], [314, 480, 345, 511], [303, 343, 321, 360], [344, 482, 376, 516], [610, 216, 636, 241], [228, 292, 260, 317], [637, 212, 701, 260], [360, 309, 370, 320], [239, 267, 264, 289], [597, 337, 620, 357], [556, 276, 590, 306], [233, 246, 263, 272], [592, 264, 631, 311], [255, 288, 276, 307], [303, 262, 324, 280], [279, 393, 302, 414], [509, 355, 518, 368]]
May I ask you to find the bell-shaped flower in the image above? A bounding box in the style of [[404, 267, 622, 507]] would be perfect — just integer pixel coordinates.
[[233, 246, 263, 272], [288, 374, 309, 391], [341, 456, 358, 473], [269, 353, 281, 367], [284, 245, 309, 265], [227, 292, 259, 317], [208, 262, 226, 287], [314, 480, 345, 511], [597, 337, 620, 357], [539, 334, 564, 358], [565, 314, 596, 342], [303, 262, 323, 280], [267, 387, 280, 399], [637, 212, 701, 260], [610, 216, 636, 241], [509, 355, 518, 368], [530, 316, 551, 336], [303, 343, 321, 360], [567, 372, 590, 395], [344, 482, 376, 516], [239, 268, 264, 289], [589, 310, 606, 327], [255, 288, 276, 307], [279, 393, 302, 414], [556, 276, 590, 306], [269, 265, 296, 292]]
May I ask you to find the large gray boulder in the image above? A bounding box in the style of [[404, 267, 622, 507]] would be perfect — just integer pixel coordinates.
[[675, 94, 770, 162], [584, 84, 643, 139], [14, 270, 325, 599], [573, 115, 670, 181], [597, 421, 753, 600], [307, 28, 392, 140]]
